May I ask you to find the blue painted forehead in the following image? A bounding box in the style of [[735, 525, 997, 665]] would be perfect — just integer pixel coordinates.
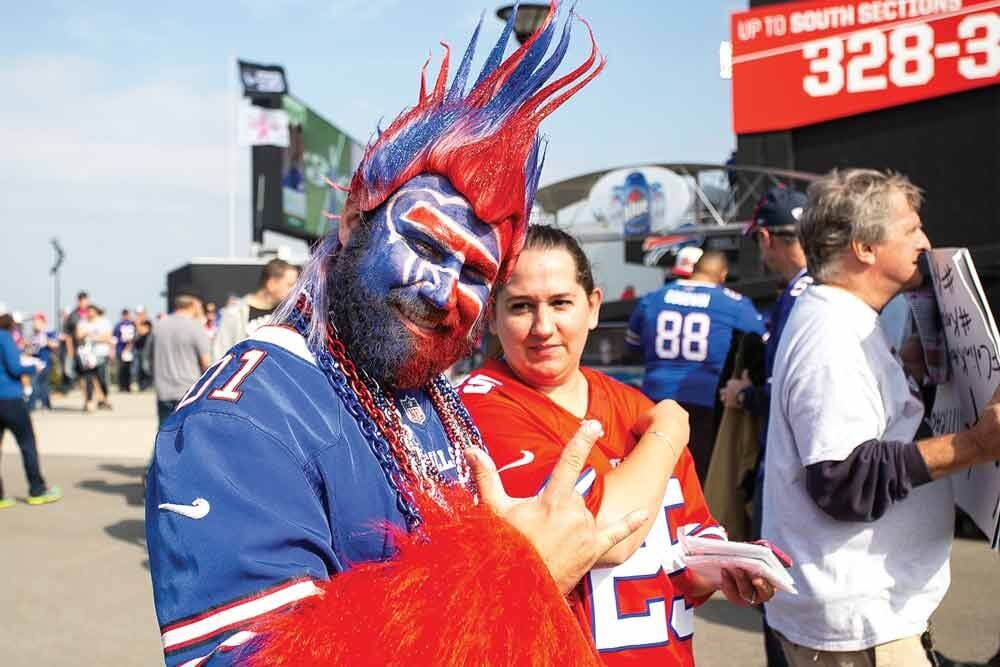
[[376, 173, 498, 248]]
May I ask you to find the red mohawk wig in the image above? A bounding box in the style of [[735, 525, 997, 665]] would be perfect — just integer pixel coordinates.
[[348, 0, 604, 277]]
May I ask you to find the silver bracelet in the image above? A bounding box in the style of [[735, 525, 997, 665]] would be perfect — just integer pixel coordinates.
[[648, 430, 677, 448]]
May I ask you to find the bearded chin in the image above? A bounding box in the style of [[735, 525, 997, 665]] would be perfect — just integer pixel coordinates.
[[394, 324, 480, 388], [327, 235, 482, 390]]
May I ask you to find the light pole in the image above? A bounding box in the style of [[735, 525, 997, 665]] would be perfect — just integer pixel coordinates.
[[50, 238, 65, 328], [495, 4, 550, 44]]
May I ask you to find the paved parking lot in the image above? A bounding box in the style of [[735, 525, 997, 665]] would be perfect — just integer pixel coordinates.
[[2, 390, 997, 666]]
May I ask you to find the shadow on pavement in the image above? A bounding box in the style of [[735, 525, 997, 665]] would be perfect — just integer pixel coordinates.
[[79, 478, 145, 507], [77, 462, 148, 507], [40, 405, 85, 414], [106, 518, 149, 570], [695, 598, 763, 633], [100, 463, 148, 479]]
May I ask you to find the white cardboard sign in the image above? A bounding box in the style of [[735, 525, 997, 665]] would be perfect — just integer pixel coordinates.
[[926, 248, 1000, 550]]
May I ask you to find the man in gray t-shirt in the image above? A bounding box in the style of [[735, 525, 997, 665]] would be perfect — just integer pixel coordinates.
[[151, 292, 211, 425]]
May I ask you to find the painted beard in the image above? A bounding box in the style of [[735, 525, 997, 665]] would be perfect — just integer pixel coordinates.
[[327, 226, 483, 390]]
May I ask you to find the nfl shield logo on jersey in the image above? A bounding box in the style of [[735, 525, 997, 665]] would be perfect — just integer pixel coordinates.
[[399, 395, 426, 425]]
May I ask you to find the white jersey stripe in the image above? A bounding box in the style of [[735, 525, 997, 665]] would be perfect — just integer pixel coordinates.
[[575, 468, 597, 496], [176, 631, 259, 667], [162, 580, 319, 650]]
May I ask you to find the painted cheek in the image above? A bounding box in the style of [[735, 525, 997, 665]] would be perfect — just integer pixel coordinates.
[[372, 242, 419, 289], [455, 285, 487, 331]]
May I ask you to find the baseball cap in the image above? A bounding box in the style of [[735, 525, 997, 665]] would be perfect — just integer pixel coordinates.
[[33, 312, 47, 322], [744, 186, 807, 236], [671, 246, 704, 278]]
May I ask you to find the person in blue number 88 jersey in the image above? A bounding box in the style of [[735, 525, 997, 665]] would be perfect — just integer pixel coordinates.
[[626, 250, 763, 482]]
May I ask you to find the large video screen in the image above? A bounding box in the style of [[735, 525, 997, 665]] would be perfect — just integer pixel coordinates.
[[270, 95, 362, 241]]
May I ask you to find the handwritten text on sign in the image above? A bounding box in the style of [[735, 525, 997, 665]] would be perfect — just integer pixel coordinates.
[[928, 247, 1000, 548]]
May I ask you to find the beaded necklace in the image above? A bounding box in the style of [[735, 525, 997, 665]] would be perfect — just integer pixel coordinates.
[[288, 300, 484, 529]]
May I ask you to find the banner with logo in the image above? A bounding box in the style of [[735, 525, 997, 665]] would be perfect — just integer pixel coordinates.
[[238, 105, 290, 147], [238, 60, 288, 99], [730, 0, 1000, 133], [274, 96, 362, 240], [587, 166, 695, 236]]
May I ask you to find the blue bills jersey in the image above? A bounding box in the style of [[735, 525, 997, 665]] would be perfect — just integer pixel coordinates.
[[626, 280, 764, 407], [145, 326, 459, 666]]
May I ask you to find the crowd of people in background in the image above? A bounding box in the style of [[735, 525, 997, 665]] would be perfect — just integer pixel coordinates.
[[0, 259, 300, 512], [1, 291, 164, 412], [0, 259, 300, 417]]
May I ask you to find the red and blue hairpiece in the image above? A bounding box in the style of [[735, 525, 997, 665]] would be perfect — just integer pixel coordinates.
[[349, 0, 604, 275], [279, 1, 603, 352]]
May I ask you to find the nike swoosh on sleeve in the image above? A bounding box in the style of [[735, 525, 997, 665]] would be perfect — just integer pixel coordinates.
[[158, 498, 211, 519]]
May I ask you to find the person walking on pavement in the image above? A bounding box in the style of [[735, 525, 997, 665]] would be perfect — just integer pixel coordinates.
[[76, 304, 114, 412], [0, 310, 61, 508], [150, 290, 211, 425], [27, 312, 59, 411], [113, 308, 137, 393], [763, 169, 1000, 665]]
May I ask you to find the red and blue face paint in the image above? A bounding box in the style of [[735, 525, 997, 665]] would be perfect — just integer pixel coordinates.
[[359, 174, 500, 349], [323, 173, 499, 387]]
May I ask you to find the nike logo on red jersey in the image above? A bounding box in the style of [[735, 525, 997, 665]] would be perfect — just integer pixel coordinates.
[[497, 450, 534, 472]]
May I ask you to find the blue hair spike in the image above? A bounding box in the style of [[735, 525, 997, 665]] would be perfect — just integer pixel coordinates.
[[474, 2, 518, 88], [447, 14, 483, 103]]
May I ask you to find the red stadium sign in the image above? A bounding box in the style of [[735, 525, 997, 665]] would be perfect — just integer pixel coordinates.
[[731, 0, 1000, 133]]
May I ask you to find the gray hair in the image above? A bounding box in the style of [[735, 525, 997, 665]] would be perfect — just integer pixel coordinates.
[[799, 169, 922, 283]]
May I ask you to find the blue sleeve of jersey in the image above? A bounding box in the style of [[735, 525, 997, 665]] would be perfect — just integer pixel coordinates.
[[146, 411, 337, 666], [1, 333, 35, 378], [626, 299, 646, 349], [737, 299, 765, 335]]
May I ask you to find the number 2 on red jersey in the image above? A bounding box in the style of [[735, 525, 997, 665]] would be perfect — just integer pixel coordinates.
[[588, 478, 695, 651]]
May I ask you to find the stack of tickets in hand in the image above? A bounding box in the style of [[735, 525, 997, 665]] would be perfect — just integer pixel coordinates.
[[676, 533, 797, 594]]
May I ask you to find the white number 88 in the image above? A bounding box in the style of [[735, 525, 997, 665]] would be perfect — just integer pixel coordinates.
[[655, 311, 711, 362]]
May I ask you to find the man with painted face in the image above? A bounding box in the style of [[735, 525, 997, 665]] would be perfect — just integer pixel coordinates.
[[145, 5, 642, 666]]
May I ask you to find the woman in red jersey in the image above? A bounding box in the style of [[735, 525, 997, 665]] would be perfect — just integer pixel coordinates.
[[461, 225, 775, 666]]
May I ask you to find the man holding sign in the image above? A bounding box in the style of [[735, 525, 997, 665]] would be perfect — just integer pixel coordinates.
[[762, 169, 1000, 666]]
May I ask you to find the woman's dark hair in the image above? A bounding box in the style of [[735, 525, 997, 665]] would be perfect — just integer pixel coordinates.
[[0, 314, 14, 331], [510, 224, 595, 293]]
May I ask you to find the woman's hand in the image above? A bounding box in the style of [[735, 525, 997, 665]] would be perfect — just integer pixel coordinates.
[[466, 420, 648, 594], [719, 567, 776, 607]]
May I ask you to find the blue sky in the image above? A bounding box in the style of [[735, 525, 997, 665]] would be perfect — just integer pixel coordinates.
[[2, 0, 744, 320]]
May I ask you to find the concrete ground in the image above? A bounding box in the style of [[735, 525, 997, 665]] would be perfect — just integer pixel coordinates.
[[2, 389, 998, 666]]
